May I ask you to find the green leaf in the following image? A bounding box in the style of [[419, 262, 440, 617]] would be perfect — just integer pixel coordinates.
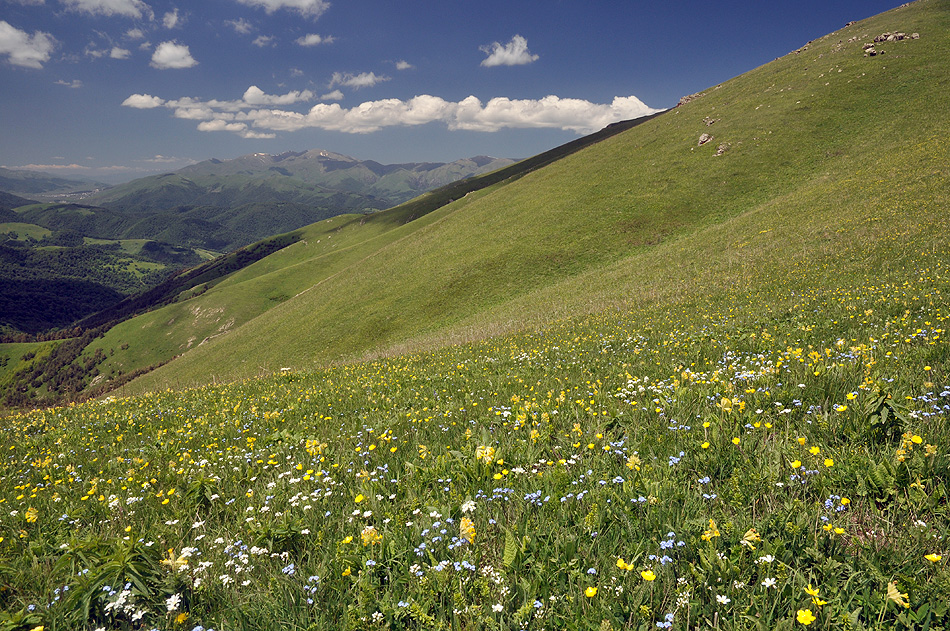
[[503, 531, 518, 567]]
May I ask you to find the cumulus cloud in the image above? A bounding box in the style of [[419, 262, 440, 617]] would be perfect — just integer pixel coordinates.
[[226, 18, 254, 34], [122, 93, 165, 108], [0, 20, 56, 69], [295, 33, 333, 46], [197, 119, 275, 139], [242, 85, 314, 105], [110, 46, 130, 59], [252, 35, 274, 47], [319, 89, 343, 101], [480, 34, 538, 67], [328, 71, 389, 90], [234, 0, 328, 18], [395, 60, 413, 70], [125, 27, 145, 40], [197, 119, 246, 133], [123, 86, 661, 138], [163, 8, 181, 28], [150, 41, 196, 68], [60, 0, 152, 19]]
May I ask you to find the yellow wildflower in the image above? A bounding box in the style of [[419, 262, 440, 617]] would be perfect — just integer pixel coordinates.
[[886, 581, 910, 608], [701, 519, 720, 541], [460, 516, 475, 543], [585, 586, 597, 598], [475, 445, 496, 463], [796, 609, 816, 625], [360, 525, 381, 546], [924, 553, 942, 562], [740, 528, 760, 550], [641, 570, 656, 581]]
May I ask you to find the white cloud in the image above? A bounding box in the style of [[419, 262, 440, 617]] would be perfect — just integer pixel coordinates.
[[124, 87, 661, 139], [319, 89, 343, 101], [197, 119, 247, 132], [60, 0, 152, 19], [450, 95, 656, 133], [55, 79, 83, 88], [242, 93, 660, 135], [243, 85, 314, 105], [226, 18, 253, 34], [241, 129, 276, 139], [163, 9, 181, 28], [395, 60, 413, 71], [121, 93, 165, 108], [110, 46, 130, 59], [234, 0, 328, 18], [197, 119, 275, 139], [252, 35, 275, 47], [480, 34, 538, 67], [328, 71, 389, 90], [139, 154, 190, 164], [0, 20, 56, 69], [295, 33, 333, 46], [150, 41, 196, 69], [125, 27, 145, 40]]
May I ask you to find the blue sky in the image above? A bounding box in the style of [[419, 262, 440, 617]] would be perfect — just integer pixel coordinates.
[[1, 0, 900, 182]]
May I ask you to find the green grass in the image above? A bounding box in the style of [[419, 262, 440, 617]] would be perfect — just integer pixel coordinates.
[[0, 223, 52, 241], [1, 242, 948, 630], [120, 0, 950, 393]]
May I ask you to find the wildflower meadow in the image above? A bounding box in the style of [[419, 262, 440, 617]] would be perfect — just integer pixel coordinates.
[[1, 250, 948, 631]]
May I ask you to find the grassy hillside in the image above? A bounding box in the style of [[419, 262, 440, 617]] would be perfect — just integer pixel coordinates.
[[1, 3, 949, 630], [122, 0, 948, 393]]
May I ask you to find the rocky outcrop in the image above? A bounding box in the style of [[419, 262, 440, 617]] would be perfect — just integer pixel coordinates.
[[863, 31, 919, 57], [677, 92, 706, 107], [874, 31, 919, 42]]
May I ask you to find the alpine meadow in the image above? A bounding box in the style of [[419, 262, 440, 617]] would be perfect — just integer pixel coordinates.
[[2, 2, 950, 630]]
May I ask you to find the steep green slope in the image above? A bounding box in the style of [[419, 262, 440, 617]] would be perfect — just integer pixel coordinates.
[[126, 1, 948, 393]]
